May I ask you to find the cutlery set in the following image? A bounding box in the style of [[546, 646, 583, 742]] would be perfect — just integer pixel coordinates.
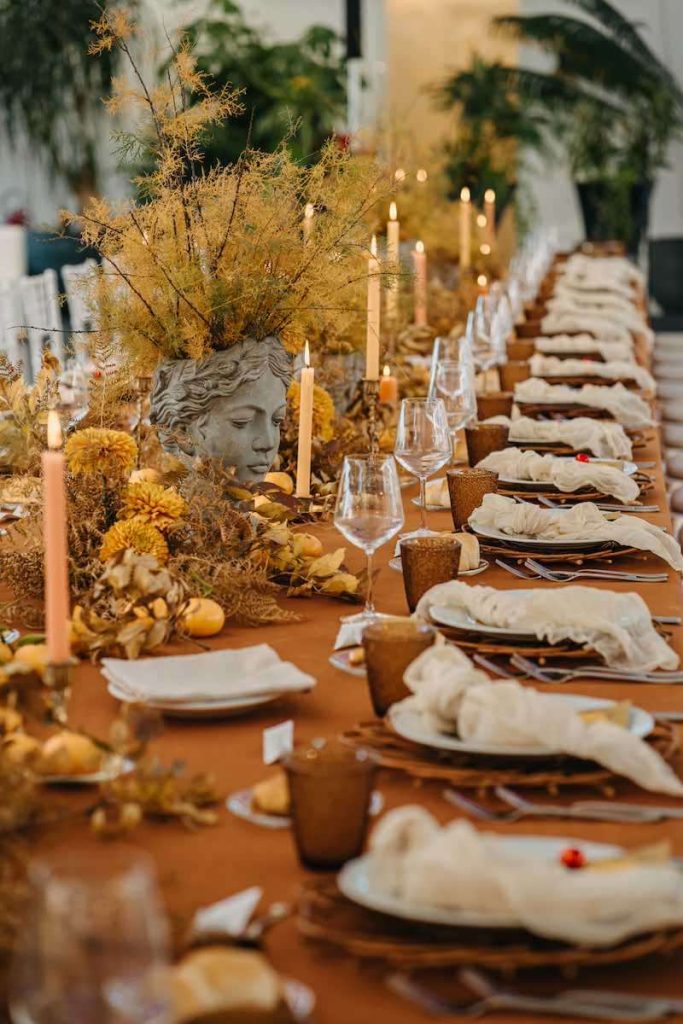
[[496, 556, 669, 585], [444, 786, 683, 825], [509, 652, 683, 685]]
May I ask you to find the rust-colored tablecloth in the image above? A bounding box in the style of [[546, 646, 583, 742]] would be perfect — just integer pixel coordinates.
[[26, 425, 683, 1023]]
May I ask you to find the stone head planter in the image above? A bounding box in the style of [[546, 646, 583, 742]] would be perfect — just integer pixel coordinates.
[[150, 335, 293, 483]]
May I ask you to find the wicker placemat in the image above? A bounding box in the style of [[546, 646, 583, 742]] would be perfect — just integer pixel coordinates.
[[297, 881, 683, 971], [516, 402, 617, 421], [340, 720, 678, 792], [477, 538, 643, 564]]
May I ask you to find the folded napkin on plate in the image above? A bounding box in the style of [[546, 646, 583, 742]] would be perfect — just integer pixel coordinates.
[[415, 580, 678, 672], [485, 414, 633, 459], [514, 378, 654, 429], [547, 296, 648, 335], [102, 645, 315, 704], [534, 334, 635, 363], [540, 312, 634, 344], [529, 354, 654, 392], [370, 807, 683, 946], [469, 494, 683, 572], [550, 286, 639, 315], [400, 644, 683, 796], [476, 448, 640, 503], [561, 253, 643, 288]]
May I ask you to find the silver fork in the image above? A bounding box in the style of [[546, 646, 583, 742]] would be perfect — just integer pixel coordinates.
[[495, 558, 537, 580], [509, 652, 683, 684], [443, 787, 659, 824], [524, 557, 668, 583]]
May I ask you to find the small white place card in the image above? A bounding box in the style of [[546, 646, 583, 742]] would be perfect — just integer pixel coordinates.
[[263, 719, 294, 765], [191, 885, 263, 939]]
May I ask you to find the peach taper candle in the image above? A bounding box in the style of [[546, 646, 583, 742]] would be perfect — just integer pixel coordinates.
[[42, 410, 70, 663], [295, 342, 315, 498]]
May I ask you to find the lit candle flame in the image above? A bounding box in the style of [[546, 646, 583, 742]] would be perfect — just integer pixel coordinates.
[[477, 273, 488, 288], [47, 410, 63, 451], [460, 187, 471, 203], [480, 243, 492, 256], [476, 213, 487, 229], [389, 201, 397, 221], [370, 235, 378, 257], [304, 202, 315, 219], [484, 189, 496, 203], [416, 168, 428, 183], [383, 364, 390, 378], [304, 341, 310, 368], [415, 240, 424, 254]]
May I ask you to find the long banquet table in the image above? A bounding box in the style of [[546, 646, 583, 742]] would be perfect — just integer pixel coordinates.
[[25, 417, 683, 1023]]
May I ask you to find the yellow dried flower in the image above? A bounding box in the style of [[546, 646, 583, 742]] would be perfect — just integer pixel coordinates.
[[288, 381, 336, 443], [66, 428, 138, 477], [100, 518, 169, 564], [119, 482, 187, 531]]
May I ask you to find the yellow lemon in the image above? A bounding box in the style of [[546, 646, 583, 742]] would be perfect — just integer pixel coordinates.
[[39, 732, 102, 776], [180, 598, 225, 638], [0, 643, 13, 665], [129, 467, 162, 484], [293, 533, 323, 559], [14, 643, 50, 677], [264, 471, 294, 495], [3, 733, 41, 766]]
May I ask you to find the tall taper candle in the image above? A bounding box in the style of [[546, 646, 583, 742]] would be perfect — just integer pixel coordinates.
[[366, 235, 381, 380], [386, 202, 400, 321], [459, 187, 471, 270], [295, 342, 315, 498], [303, 202, 315, 247], [412, 240, 428, 326], [484, 189, 496, 249], [42, 410, 70, 663]]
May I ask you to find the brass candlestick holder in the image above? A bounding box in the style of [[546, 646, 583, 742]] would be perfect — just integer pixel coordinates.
[[44, 660, 76, 725], [363, 378, 381, 455]]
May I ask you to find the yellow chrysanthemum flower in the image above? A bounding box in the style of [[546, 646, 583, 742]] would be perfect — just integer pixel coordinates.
[[288, 381, 336, 443], [99, 518, 168, 564], [65, 429, 138, 477], [119, 482, 187, 531]]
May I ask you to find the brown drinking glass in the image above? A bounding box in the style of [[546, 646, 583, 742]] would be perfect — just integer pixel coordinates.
[[399, 535, 461, 613], [465, 423, 510, 466], [284, 740, 375, 870], [506, 339, 535, 361], [476, 392, 513, 421], [447, 467, 498, 529], [363, 619, 437, 715], [499, 360, 531, 391]]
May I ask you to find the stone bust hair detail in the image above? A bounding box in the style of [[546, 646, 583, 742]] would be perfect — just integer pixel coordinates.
[[150, 336, 293, 483]]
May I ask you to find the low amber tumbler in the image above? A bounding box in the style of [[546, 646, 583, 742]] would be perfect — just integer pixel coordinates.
[[465, 423, 510, 467], [447, 467, 498, 530], [506, 339, 535, 361], [400, 535, 461, 613], [476, 392, 513, 421], [499, 360, 531, 391], [363, 619, 437, 715], [284, 740, 375, 870]]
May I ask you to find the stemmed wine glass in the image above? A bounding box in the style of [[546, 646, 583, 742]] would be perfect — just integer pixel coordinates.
[[10, 848, 171, 1024], [434, 359, 472, 464], [334, 454, 404, 628], [394, 397, 451, 533]]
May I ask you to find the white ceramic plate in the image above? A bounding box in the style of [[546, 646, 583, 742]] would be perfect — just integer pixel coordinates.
[[388, 697, 653, 758], [329, 649, 366, 677], [470, 521, 614, 552], [338, 835, 623, 929], [429, 603, 538, 639], [227, 788, 385, 829], [107, 681, 282, 719], [38, 755, 135, 786]]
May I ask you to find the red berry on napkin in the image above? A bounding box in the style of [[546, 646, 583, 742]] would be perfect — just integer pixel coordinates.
[[575, 453, 590, 463], [560, 846, 586, 870]]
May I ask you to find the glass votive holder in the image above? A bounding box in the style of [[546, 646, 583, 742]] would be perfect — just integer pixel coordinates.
[[284, 740, 376, 871], [506, 339, 535, 361], [499, 360, 531, 391], [465, 423, 510, 466], [476, 392, 513, 421], [446, 467, 498, 529], [363, 620, 437, 715], [399, 535, 462, 613]]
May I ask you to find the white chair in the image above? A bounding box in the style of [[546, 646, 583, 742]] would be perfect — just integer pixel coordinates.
[[18, 269, 65, 379], [0, 282, 30, 378], [62, 259, 98, 335]]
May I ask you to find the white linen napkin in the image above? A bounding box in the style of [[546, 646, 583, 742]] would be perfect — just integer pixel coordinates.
[[535, 334, 635, 362], [560, 253, 643, 287], [540, 312, 634, 344], [485, 414, 633, 459], [102, 645, 315, 704], [529, 354, 654, 392], [370, 808, 683, 946], [476, 449, 640, 503], [414, 580, 678, 672], [400, 644, 683, 796], [547, 295, 648, 335], [514, 378, 654, 429], [469, 494, 683, 572], [550, 285, 640, 316]]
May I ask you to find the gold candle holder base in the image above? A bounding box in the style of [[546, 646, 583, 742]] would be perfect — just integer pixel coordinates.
[[363, 378, 381, 455], [44, 659, 76, 725]]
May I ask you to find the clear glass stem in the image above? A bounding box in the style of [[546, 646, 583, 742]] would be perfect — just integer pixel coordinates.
[[365, 550, 375, 615], [419, 477, 427, 530]]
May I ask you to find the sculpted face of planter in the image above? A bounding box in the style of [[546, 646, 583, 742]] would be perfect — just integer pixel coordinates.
[[150, 336, 293, 483]]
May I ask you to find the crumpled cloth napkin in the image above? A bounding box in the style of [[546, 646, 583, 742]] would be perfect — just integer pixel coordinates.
[[469, 493, 683, 571], [541, 311, 634, 344], [370, 807, 683, 946], [529, 354, 655, 392], [399, 644, 683, 796], [515, 378, 654, 429], [550, 284, 640, 315], [102, 645, 315, 704], [547, 295, 649, 336], [414, 580, 678, 672], [476, 448, 640, 503], [535, 334, 635, 362], [559, 253, 643, 289], [485, 414, 633, 459]]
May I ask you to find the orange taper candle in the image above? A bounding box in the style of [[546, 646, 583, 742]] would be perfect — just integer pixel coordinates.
[[42, 410, 70, 663]]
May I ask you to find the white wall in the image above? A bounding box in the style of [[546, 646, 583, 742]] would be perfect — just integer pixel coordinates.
[[519, 0, 683, 246]]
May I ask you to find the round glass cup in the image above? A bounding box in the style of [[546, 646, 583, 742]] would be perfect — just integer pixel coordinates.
[[476, 392, 513, 421], [499, 360, 531, 391], [399, 536, 462, 613], [465, 423, 510, 467], [362, 619, 437, 716], [446, 467, 498, 530]]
